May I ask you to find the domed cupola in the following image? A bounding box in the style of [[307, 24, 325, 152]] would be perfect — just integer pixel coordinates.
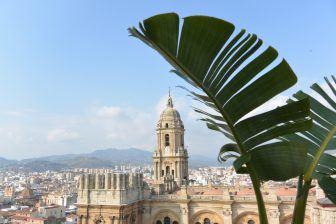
[[157, 94, 184, 129]]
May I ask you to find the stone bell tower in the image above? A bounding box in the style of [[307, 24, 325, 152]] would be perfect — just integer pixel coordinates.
[[153, 92, 189, 188]]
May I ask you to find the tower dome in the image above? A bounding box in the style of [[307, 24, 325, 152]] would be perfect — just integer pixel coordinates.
[[157, 94, 184, 129]]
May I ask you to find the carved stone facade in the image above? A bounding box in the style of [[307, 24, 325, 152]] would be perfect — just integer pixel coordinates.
[[76, 95, 336, 224]]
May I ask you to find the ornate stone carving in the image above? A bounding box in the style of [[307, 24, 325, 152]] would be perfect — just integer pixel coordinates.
[[93, 214, 105, 224], [180, 207, 188, 214], [269, 210, 280, 218], [223, 209, 232, 216]]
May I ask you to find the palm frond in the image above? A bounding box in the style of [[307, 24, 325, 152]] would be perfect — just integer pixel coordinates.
[[282, 75, 336, 203], [129, 12, 311, 182]]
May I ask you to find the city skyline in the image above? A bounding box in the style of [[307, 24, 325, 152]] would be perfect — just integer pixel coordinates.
[[0, 1, 335, 159]]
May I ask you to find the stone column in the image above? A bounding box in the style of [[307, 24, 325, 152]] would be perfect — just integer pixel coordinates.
[[177, 161, 180, 179], [121, 174, 126, 190], [95, 174, 100, 189], [268, 210, 280, 224], [180, 205, 189, 224], [112, 173, 117, 189], [78, 215, 82, 224], [312, 208, 320, 224], [82, 216, 87, 224], [84, 174, 90, 189], [185, 161, 189, 180], [156, 162, 159, 180], [109, 216, 116, 224], [223, 208, 233, 224], [153, 161, 157, 181], [182, 161, 185, 179], [116, 173, 120, 190], [79, 174, 84, 189], [105, 173, 111, 189]]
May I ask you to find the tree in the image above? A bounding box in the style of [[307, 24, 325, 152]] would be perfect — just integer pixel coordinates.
[[129, 13, 311, 224]]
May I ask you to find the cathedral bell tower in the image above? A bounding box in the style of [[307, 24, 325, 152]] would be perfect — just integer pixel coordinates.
[[153, 93, 189, 187]]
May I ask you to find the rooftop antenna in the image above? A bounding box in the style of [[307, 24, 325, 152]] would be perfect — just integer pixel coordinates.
[[169, 86, 171, 97]]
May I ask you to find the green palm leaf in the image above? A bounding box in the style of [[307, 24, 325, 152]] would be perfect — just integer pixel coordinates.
[[282, 76, 336, 204], [129, 12, 310, 181], [129, 13, 311, 224]]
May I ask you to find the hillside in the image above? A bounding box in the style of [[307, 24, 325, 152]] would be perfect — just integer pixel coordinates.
[[0, 157, 18, 166], [0, 148, 222, 171]]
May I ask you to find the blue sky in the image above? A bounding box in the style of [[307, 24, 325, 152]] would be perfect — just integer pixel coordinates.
[[0, 1, 335, 159]]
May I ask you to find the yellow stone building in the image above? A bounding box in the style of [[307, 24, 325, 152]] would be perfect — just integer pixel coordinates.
[[76, 95, 336, 224]]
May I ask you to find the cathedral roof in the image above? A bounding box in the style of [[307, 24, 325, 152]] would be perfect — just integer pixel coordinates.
[[275, 187, 297, 196]]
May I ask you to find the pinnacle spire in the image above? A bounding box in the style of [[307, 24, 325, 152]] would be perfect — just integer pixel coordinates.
[[167, 88, 173, 108]]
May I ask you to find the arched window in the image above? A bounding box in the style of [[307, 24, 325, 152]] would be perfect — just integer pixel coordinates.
[[172, 221, 178, 224], [165, 134, 170, 146], [247, 220, 255, 224], [166, 166, 170, 175], [165, 123, 169, 128], [156, 221, 162, 224], [195, 222, 201, 224], [172, 170, 174, 177], [204, 218, 210, 224], [164, 216, 171, 224], [161, 170, 164, 176]]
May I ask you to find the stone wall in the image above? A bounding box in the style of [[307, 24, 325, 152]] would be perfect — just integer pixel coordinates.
[[77, 173, 144, 206]]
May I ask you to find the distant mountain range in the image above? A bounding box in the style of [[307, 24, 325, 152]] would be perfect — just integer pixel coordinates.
[[0, 148, 225, 172]]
